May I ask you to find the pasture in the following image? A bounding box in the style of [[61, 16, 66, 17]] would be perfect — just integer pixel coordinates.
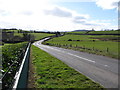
[[14, 32, 55, 40], [44, 34, 119, 59], [88, 30, 119, 34], [31, 33, 54, 40]]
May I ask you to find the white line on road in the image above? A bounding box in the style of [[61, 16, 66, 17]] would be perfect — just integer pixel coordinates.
[[67, 53, 96, 63], [34, 41, 110, 68], [35, 42, 96, 63]]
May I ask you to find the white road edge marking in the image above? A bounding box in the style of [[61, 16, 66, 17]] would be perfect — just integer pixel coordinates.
[[35, 43, 96, 63], [34, 41, 110, 67], [104, 65, 109, 67]]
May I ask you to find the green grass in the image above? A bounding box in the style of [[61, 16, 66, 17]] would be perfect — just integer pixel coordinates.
[[31, 33, 54, 40], [14, 33, 23, 37], [66, 30, 119, 35], [67, 31, 87, 34], [31, 45, 104, 89], [88, 30, 119, 34], [44, 35, 119, 59], [14, 32, 54, 40]]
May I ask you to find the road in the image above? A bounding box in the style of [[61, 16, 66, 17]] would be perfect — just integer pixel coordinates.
[[33, 38, 119, 88]]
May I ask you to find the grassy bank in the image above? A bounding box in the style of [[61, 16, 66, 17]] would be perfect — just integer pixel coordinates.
[[31, 45, 104, 89], [44, 35, 119, 59]]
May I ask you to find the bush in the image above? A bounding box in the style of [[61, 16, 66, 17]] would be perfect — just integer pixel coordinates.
[[68, 39, 72, 41]]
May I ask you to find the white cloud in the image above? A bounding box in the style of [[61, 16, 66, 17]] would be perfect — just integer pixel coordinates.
[[0, 0, 117, 31], [20, 11, 33, 16], [96, 0, 119, 10], [44, 7, 73, 17]]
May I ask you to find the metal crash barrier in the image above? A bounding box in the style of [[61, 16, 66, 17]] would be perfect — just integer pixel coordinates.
[[12, 43, 31, 89]]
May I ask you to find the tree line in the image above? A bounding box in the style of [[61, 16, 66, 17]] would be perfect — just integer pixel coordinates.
[[2, 31, 35, 44]]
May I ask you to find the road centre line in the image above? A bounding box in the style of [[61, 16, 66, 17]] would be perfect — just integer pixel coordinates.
[[67, 53, 96, 63]]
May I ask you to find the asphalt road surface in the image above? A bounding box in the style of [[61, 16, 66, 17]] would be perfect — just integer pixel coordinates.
[[33, 38, 119, 88]]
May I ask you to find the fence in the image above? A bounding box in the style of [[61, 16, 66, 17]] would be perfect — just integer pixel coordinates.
[[46, 43, 118, 58]]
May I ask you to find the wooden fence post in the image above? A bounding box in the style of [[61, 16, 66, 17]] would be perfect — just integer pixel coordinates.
[[107, 48, 109, 52]]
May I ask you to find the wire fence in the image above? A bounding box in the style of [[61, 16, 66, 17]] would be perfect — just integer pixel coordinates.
[[47, 43, 118, 59]]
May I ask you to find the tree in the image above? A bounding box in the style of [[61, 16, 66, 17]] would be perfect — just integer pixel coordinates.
[[55, 31, 61, 37], [22, 33, 35, 42]]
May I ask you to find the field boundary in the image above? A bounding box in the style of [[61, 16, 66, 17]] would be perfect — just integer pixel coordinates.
[[42, 35, 119, 59]]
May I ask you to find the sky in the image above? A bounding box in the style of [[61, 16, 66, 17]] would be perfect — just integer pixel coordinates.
[[0, 0, 119, 31]]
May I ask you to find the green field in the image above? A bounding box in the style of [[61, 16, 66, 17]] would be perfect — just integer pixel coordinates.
[[67, 30, 119, 35], [31, 45, 104, 89], [88, 30, 119, 34], [31, 33, 54, 40], [3, 30, 55, 44], [44, 34, 119, 59], [67, 31, 87, 34], [14, 32, 54, 40], [14, 33, 23, 37]]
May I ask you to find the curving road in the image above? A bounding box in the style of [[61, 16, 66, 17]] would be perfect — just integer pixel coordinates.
[[33, 38, 119, 88]]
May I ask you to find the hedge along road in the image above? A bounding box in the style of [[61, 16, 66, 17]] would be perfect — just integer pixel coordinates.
[[33, 38, 119, 88]]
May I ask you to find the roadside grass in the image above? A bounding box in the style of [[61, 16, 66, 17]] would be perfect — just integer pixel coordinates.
[[44, 35, 119, 59], [31, 45, 104, 89]]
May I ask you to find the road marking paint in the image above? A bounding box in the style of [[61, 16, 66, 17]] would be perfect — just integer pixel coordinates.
[[104, 65, 109, 67], [34, 42, 110, 68], [37, 44, 96, 63], [67, 53, 96, 63]]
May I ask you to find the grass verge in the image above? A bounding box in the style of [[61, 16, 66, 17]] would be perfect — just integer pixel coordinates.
[[31, 45, 105, 89]]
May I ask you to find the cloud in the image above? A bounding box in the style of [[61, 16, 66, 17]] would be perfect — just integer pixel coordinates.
[[72, 15, 100, 26], [72, 16, 87, 24], [0, 9, 10, 16], [74, 16, 86, 20], [44, 6, 97, 28], [20, 11, 33, 16], [72, 15, 87, 23], [96, 0, 119, 9], [0, 0, 116, 31], [44, 7, 72, 17]]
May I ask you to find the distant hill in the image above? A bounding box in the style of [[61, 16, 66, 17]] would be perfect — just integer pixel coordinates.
[[72, 30, 92, 32]]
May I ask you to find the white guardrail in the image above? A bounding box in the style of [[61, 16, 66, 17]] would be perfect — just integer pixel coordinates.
[[13, 43, 31, 89]]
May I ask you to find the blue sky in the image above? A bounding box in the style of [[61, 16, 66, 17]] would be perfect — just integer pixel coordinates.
[[58, 2, 117, 19], [0, 0, 119, 31], [57, 2, 118, 28]]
